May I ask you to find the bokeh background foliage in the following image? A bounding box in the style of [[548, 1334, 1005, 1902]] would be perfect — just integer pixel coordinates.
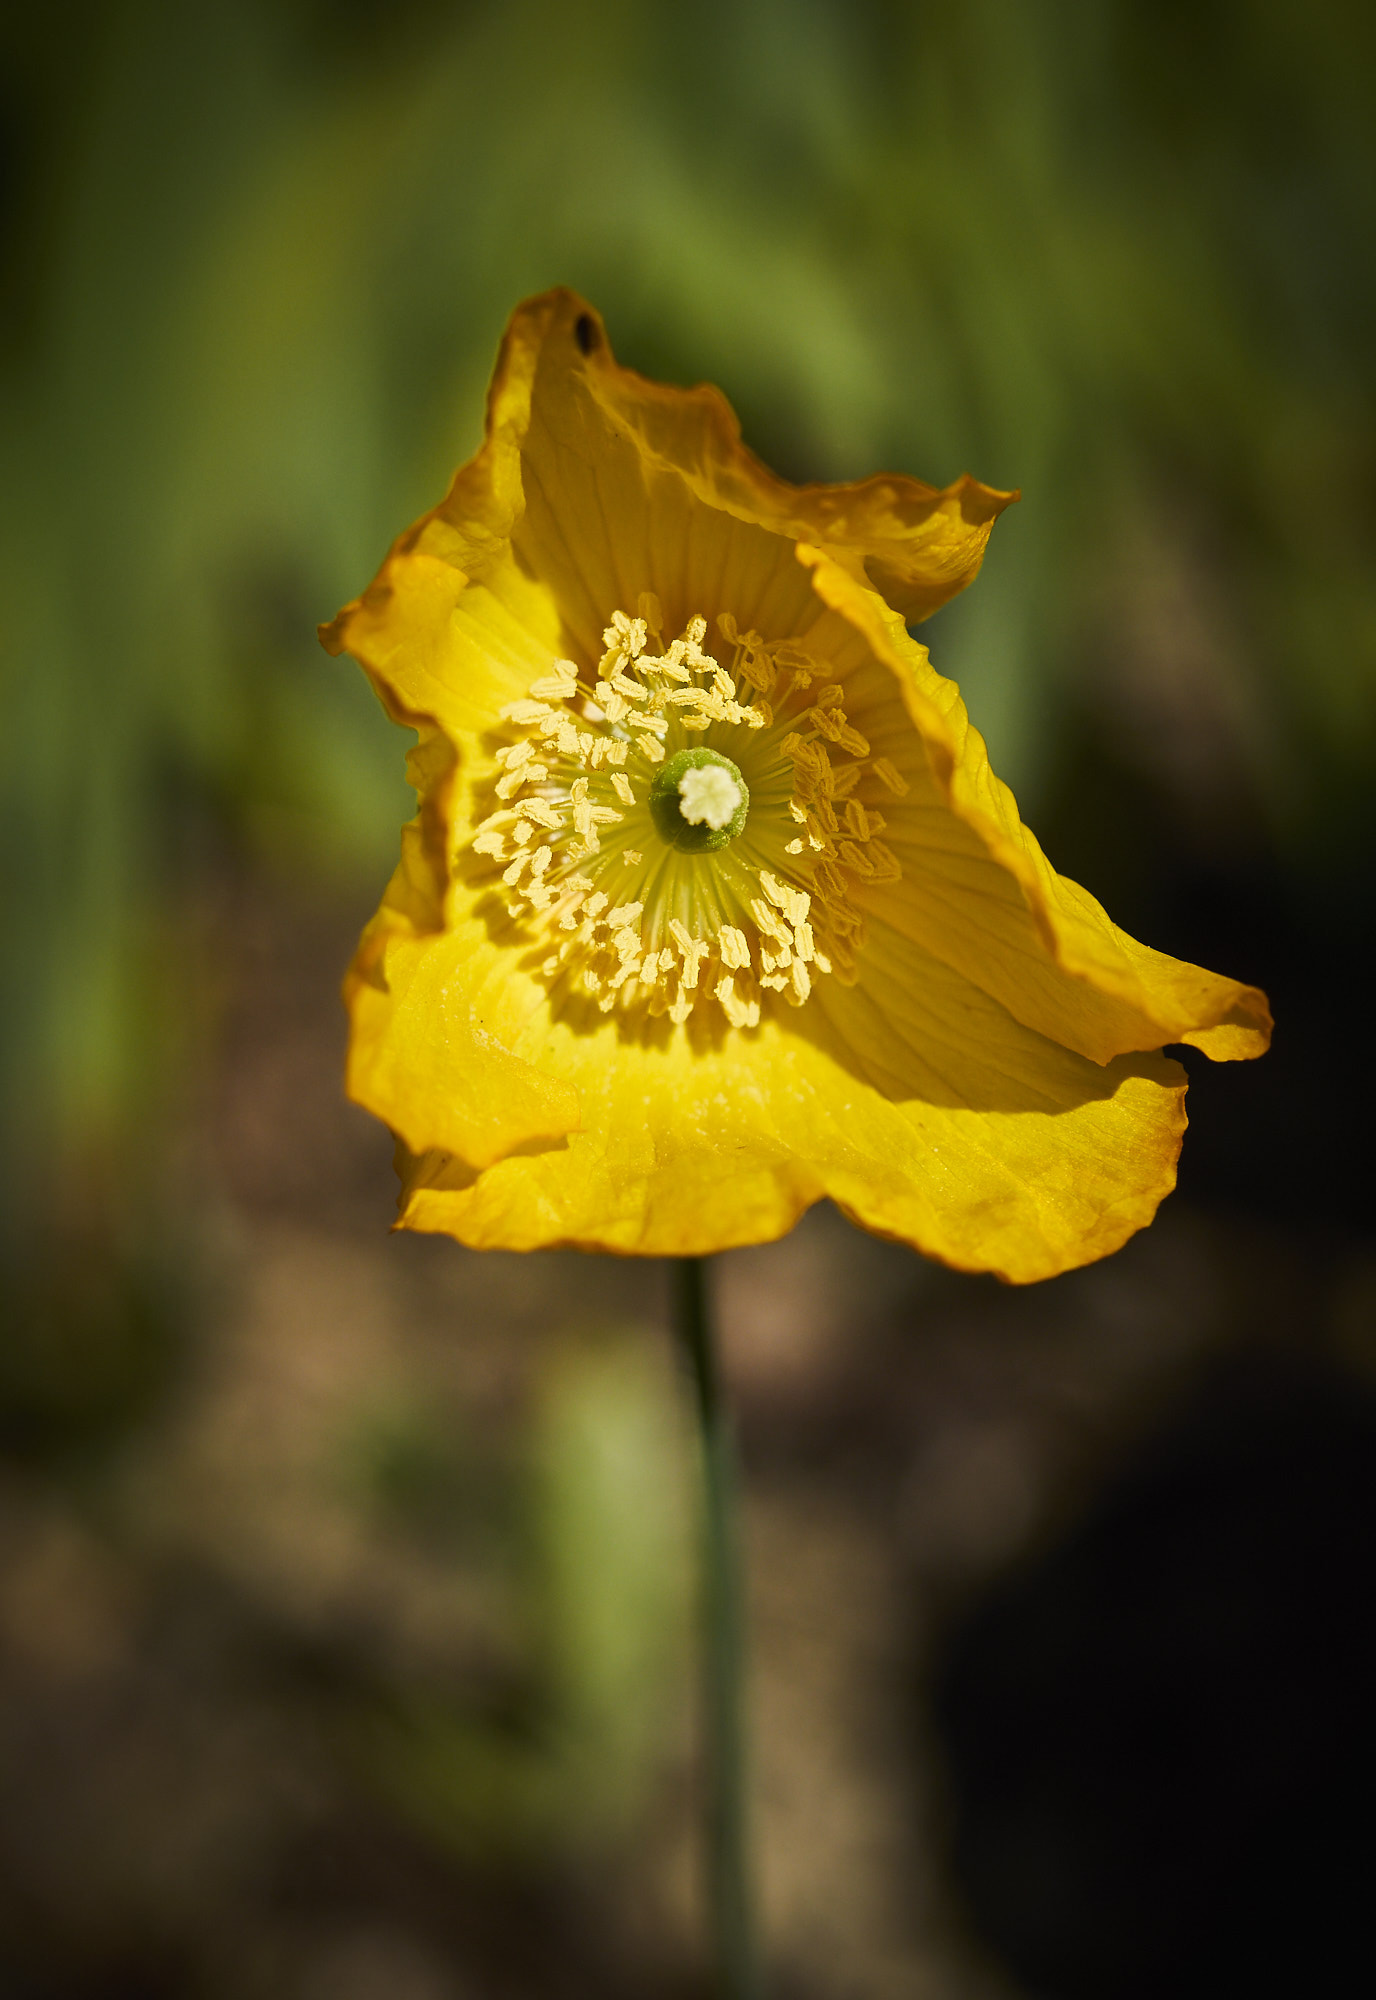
[[1, 2, 1375, 1995]]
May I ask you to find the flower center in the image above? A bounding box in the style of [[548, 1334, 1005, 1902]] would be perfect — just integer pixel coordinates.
[[468, 597, 909, 1029], [650, 748, 749, 852]]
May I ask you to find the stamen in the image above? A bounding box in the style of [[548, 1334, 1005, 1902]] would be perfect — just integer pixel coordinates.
[[469, 604, 902, 1025]]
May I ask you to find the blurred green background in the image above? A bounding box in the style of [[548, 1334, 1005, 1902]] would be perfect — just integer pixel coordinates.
[[1, 3, 1374, 1996]]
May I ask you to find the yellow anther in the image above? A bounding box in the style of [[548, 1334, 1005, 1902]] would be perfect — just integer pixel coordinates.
[[759, 872, 790, 910], [732, 644, 776, 695], [529, 661, 580, 700], [500, 698, 554, 725], [523, 797, 564, 829], [782, 734, 830, 781], [759, 873, 809, 926], [609, 610, 647, 653], [597, 613, 648, 678], [718, 926, 751, 970], [749, 898, 792, 946], [813, 857, 848, 900], [872, 757, 909, 796], [570, 776, 593, 836], [808, 703, 849, 740]]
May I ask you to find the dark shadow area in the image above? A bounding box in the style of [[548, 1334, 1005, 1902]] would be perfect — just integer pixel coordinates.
[[932, 1344, 1376, 1998], [1034, 713, 1376, 1234]]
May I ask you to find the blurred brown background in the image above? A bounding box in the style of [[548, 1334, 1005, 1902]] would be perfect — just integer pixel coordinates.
[[2, 2, 1374, 1995]]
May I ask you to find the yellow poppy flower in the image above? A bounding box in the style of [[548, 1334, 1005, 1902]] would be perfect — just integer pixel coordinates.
[[321, 289, 1270, 1283]]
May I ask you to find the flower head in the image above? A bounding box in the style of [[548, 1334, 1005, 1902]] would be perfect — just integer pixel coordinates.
[[321, 289, 1270, 1281]]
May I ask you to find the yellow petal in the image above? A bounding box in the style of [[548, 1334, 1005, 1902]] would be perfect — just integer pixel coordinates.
[[345, 804, 580, 1172], [799, 544, 1273, 1065], [322, 286, 1014, 717], [320, 546, 560, 757], [507, 301, 822, 657], [542, 291, 1016, 622], [390, 920, 1187, 1284]]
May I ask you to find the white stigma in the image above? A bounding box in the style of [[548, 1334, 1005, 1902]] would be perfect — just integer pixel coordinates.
[[678, 765, 743, 830]]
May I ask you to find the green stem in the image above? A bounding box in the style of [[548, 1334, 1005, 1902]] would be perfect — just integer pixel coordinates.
[[674, 1255, 761, 2000]]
